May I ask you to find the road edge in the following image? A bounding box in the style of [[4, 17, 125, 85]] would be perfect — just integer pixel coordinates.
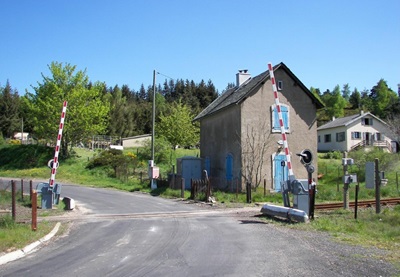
[[0, 222, 61, 265]]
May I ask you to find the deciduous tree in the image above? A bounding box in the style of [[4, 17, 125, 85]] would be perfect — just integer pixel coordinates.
[[25, 62, 110, 157], [325, 85, 347, 118], [156, 101, 199, 149], [369, 79, 398, 118]]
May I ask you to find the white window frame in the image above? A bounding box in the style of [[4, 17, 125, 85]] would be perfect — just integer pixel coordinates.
[[351, 131, 362, 140], [271, 104, 290, 133]]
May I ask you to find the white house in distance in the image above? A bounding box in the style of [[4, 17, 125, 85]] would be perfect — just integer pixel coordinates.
[[122, 134, 151, 148], [13, 132, 29, 140], [317, 111, 398, 153]]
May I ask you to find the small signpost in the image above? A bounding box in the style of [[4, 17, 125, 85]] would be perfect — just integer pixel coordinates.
[[365, 159, 382, 214]]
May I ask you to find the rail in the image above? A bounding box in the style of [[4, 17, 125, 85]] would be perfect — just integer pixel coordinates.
[[315, 197, 400, 210]]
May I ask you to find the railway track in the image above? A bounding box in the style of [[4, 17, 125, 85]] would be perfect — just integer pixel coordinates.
[[315, 197, 400, 210]]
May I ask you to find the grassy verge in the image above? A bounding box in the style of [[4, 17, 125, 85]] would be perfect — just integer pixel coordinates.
[[0, 189, 68, 253], [0, 216, 57, 253], [285, 206, 400, 266]]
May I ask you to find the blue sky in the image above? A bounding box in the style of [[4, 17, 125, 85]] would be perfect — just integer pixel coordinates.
[[1, 0, 399, 95]]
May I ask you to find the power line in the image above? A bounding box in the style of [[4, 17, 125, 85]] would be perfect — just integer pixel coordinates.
[[157, 72, 174, 80]]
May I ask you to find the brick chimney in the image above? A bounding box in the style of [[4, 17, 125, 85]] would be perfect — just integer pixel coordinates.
[[236, 69, 251, 87]]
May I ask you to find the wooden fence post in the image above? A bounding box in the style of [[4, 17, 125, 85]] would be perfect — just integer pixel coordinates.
[[181, 178, 185, 198], [21, 179, 24, 201], [32, 190, 37, 231], [190, 179, 194, 199], [263, 179, 266, 197], [11, 180, 16, 221], [246, 182, 251, 203], [30, 180, 33, 201]]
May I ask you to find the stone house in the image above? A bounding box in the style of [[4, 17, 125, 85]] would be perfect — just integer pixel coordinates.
[[194, 62, 324, 191], [317, 111, 398, 153]]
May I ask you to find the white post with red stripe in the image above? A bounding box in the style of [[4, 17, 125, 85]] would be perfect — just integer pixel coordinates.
[[268, 63, 295, 181], [49, 101, 68, 188]]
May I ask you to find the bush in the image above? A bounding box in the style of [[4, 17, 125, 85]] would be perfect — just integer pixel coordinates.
[[86, 149, 126, 169], [348, 148, 400, 183], [137, 136, 172, 165], [9, 139, 21, 145], [324, 150, 342, 159], [86, 149, 141, 179]]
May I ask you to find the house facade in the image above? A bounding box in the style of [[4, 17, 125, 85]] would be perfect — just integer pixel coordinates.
[[317, 112, 398, 153], [194, 63, 324, 192]]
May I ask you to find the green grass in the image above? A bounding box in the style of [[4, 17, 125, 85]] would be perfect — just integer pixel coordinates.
[[0, 216, 57, 253], [287, 206, 400, 265], [0, 188, 70, 253]]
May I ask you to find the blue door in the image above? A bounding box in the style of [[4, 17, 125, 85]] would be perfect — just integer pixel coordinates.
[[273, 154, 288, 191], [226, 154, 233, 181], [205, 156, 211, 177]]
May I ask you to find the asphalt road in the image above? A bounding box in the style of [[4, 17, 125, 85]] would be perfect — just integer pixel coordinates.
[[0, 180, 398, 276]]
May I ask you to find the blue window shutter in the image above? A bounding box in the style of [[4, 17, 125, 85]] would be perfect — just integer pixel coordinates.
[[273, 106, 279, 131], [282, 106, 289, 130], [272, 105, 289, 131]]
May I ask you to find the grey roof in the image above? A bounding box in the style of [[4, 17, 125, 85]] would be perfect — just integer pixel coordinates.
[[317, 112, 387, 130], [194, 62, 324, 121]]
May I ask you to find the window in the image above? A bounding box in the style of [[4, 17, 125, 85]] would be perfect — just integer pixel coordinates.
[[324, 134, 331, 143], [318, 135, 320, 143], [271, 104, 289, 132], [336, 132, 345, 142], [277, 81, 283, 91], [375, 133, 384, 141], [351, 132, 361, 139], [362, 118, 373, 126]]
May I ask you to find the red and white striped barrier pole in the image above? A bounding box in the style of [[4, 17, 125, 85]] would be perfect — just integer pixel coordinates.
[[49, 101, 68, 188], [268, 63, 295, 180]]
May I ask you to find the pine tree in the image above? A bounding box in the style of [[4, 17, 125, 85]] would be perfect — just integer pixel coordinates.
[[342, 83, 351, 101], [108, 85, 127, 137], [0, 81, 20, 138], [349, 88, 361, 109]]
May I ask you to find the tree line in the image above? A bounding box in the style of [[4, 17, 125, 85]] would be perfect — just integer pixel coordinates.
[[312, 81, 399, 126], [0, 62, 218, 157], [1, 61, 399, 157]]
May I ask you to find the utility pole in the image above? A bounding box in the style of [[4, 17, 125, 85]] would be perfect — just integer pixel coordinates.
[[343, 151, 349, 209], [151, 70, 156, 162], [149, 70, 157, 190]]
